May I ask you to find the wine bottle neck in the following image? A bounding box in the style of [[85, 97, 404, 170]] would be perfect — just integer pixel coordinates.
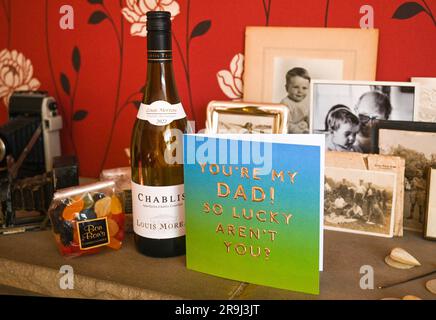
[[144, 31, 180, 104], [148, 26, 171, 48]]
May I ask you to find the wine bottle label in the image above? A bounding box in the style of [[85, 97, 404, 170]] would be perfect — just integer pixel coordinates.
[[137, 100, 186, 126], [132, 181, 185, 239]]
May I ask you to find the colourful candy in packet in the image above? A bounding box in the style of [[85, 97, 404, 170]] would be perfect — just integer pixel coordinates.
[[48, 180, 125, 257]]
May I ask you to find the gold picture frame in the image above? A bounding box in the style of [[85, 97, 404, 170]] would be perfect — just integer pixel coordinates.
[[206, 101, 289, 134]]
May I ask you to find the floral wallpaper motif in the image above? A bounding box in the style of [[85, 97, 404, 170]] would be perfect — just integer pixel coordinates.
[[0, 0, 435, 177], [217, 53, 244, 100], [121, 0, 180, 37], [216, 0, 275, 99], [0, 49, 41, 107], [122, 0, 212, 125], [392, 0, 436, 26]]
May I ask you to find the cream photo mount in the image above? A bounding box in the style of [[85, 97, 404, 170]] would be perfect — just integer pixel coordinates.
[[425, 167, 436, 240], [243, 27, 379, 103], [411, 77, 436, 123], [206, 100, 289, 134]]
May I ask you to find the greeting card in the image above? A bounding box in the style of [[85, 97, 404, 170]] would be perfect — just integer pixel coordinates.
[[183, 134, 324, 294]]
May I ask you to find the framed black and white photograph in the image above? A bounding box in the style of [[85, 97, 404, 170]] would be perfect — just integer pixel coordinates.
[[311, 80, 418, 153], [243, 27, 379, 134], [324, 167, 396, 238], [372, 120, 436, 232], [270, 59, 343, 133]]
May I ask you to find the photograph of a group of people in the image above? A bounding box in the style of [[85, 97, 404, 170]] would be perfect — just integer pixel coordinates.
[[324, 167, 396, 237], [312, 81, 417, 153], [379, 129, 436, 231]]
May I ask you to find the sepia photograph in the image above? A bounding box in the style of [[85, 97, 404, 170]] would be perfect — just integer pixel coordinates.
[[325, 151, 405, 236], [272, 58, 343, 133], [217, 113, 275, 134], [311, 80, 418, 154], [374, 121, 436, 232], [324, 167, 396, 238], [206, 101, 289, 134]]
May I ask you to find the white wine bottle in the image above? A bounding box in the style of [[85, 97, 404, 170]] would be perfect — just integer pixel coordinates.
[[130, 11, 187, 257]]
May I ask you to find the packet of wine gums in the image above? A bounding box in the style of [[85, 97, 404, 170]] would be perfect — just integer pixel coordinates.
[[100, 167, 133, 232], [48, 180, 125, 257]]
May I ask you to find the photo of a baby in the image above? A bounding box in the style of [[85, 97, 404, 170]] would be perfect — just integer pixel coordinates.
[[280, 68, 311, 133], [311, 81, 417, 153], [272, 57, 344, 134]]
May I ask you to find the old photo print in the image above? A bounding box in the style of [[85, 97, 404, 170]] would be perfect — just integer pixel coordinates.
[[272, 58, 344, 133], [324, 167, 396, 238], [378, 128, 436, 232], [217, 113, 275, 134]]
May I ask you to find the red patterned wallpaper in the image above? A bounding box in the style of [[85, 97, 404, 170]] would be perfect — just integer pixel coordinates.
[[0, 0, 435, 177]]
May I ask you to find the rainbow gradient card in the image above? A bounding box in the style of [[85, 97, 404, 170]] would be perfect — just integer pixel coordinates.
[[183, 134, 324, 295]]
